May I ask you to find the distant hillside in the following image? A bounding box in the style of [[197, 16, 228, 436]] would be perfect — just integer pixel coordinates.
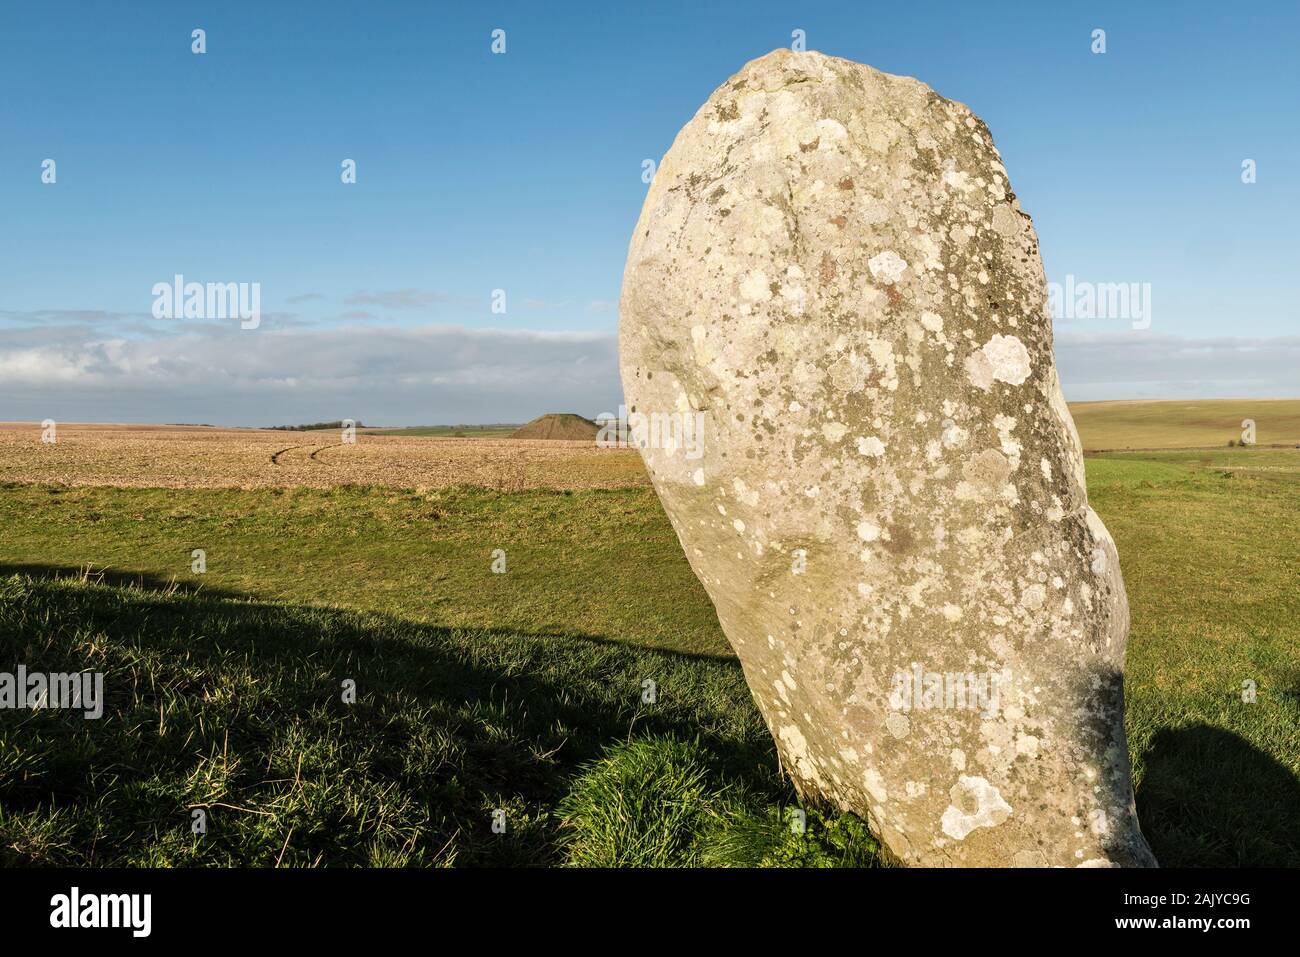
[[511, 413, 600, 441], [266, 420, 364, 432], [1069, 399, 1300, 450], [361, 424, 519, 438]]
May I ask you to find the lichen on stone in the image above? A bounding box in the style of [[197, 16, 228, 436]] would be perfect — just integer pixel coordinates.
[[620, 48, 1155, 867]]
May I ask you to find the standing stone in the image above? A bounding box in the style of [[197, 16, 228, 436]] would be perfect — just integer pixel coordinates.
[[619, 49, 1155, 866]]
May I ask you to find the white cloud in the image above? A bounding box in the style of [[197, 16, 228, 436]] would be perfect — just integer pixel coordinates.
[[341, 289, 455, 309], [0, 322, 621, 426], [1, 321, 1295, 427], [1054, 331, 1300, 400]]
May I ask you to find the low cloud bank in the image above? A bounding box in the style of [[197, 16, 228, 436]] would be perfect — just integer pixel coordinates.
[[0, 322, 1295, 425]]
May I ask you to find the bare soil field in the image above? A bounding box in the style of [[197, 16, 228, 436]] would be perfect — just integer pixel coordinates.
[[5, 399, 1298, 491], [0, 423, 648, 491]]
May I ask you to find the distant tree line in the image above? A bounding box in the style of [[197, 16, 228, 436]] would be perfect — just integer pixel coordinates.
[[265, 421, 364, 431]]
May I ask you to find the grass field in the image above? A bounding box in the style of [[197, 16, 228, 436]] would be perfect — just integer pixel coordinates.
[[2, 401, 1298, 867], [1070, 398, 1300, 450], [0, 485, 723, 657]]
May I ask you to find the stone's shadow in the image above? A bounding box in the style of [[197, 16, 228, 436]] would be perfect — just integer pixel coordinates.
[[0, 568, 778, 866], [0, 561, 248, 600], [1136, 723, 1300, 867], [0, 561, 738, 661]]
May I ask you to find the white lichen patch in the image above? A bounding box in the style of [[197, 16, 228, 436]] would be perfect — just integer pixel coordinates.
[[940, 776, 1013, 840], [739, 269, 772, 302], [774, 676, 791, 704], [856, 520, 881, 541], [732, 477, 760, 505], [967, 334, 1031, 390], [1020, 583, 1046, 609], [863, 767, 889, 804], [856, 435, 886, 457], [822, 421, 849, 442], [982, 335, 1031, 385], [778, 723, 821, 785], [867, 250, 908, 283]]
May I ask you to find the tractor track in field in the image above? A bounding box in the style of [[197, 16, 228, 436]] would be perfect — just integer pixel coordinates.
[[309, 444, 343, 462], [270, 443, 345, 466], [270, 444, 312, 465]]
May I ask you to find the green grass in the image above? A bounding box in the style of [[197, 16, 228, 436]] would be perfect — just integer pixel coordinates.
[[1099, 446, 1300, 480], [557, 736, 738, 867], [701, 805, 883, 868], [0, 573, 867, 867], [2, 446, 1299, 867], [0, 484, 728, 658], [1086, 451, 1300, 866]]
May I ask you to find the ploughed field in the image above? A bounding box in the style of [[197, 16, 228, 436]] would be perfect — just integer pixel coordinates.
[[3, 398, 1297, 490], [1, 401, 1297, 866], [0, 422, 648, 491]]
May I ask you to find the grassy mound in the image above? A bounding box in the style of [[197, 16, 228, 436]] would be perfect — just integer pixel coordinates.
[[557, 736, 735, 867], [510, 414, 600, 441]]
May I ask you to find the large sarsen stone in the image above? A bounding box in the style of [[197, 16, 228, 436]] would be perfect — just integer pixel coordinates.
[[619, 49, 1155, 867]]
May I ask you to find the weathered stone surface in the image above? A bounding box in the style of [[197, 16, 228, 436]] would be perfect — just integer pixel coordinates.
[[619, 49, 1156, 867]]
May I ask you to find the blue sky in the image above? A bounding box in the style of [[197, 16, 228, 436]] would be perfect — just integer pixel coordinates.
[[1, 1, 1296, 424]]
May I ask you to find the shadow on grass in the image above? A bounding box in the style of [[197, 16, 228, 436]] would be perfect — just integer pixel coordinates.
[[10, 567, 1294, 868], [1136, 723, 1300, 867], [0, 560, 738, 662], [0, 570, 778, 867], [0, 561, 248, 600]]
